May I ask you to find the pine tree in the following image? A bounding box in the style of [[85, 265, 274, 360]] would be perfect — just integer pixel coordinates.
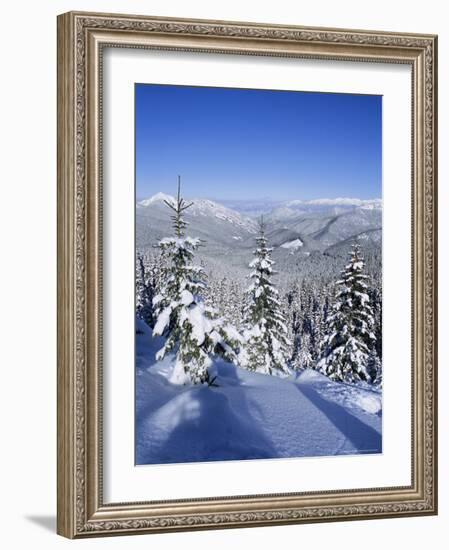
[[285, 283, 301, 366], [370, 285, 383, 361], [368, 351, 382, 387], [136, 253, 155, 328], [317, 243, 376, 383], [293, 333, 313, 370], [242, 218, 290, 376], [152, 177, 240, 385]]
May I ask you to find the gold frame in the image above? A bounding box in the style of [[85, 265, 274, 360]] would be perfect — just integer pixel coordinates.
[[57, 11, 438, 538]]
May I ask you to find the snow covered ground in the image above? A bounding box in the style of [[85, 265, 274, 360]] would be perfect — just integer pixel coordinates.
[[280, 238, 303, 249], [136, 320, 382, 466]]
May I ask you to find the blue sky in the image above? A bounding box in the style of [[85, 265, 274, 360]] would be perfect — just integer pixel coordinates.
[[135, 84, 382, 201]]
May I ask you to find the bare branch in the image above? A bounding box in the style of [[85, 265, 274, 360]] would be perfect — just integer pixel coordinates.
[[180, 201, 194, 211], [163, 199, 177, 212]]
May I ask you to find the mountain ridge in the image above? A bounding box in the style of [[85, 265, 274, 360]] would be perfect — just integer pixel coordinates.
[[136, 192, 382, 283], [137, 193, 382, 216]]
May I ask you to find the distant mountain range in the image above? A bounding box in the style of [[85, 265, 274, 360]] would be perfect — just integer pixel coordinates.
[[136, 194, 382, 281], [216, 197, 381, 216]]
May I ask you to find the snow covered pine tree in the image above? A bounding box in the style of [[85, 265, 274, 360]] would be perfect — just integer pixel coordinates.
[[242, 218, 290, 376], [152, 177, 241, 385], [318, 243, 377, 383]]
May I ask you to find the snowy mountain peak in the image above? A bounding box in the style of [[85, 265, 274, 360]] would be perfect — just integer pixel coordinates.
[[138, 192, 175, 207], [188, 198, 258, 233], [136, 192, 259, 240]]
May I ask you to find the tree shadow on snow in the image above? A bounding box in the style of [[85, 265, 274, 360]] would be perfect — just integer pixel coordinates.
[[297, 383, 382, 454], [136, 370, 180, 428], [139, 385, 278, 465], [213, 362, 275, 444]]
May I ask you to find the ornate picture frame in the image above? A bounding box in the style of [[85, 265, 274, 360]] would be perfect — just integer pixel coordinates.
[[57, 11, 437, 538]]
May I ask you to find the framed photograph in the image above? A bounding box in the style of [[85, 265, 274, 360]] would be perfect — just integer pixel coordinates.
[[57, 11, 438, 538]]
